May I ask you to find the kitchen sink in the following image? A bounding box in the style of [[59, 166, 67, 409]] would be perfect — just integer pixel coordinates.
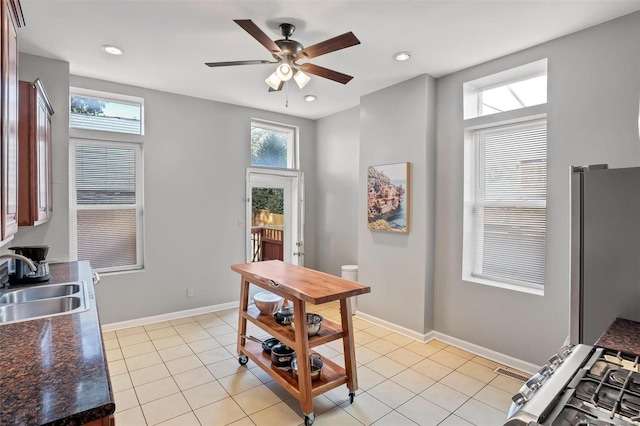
[[0, 281, 89, 325], [0, 283, 81, 304]]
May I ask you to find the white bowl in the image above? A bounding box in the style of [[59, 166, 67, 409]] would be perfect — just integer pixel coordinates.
[[253, 291, 284, 315]]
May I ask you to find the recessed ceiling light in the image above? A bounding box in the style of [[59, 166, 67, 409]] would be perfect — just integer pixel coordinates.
[[102, 45, 123, 55], [304, 95, 317, 102], [393, 51, 411, 61]]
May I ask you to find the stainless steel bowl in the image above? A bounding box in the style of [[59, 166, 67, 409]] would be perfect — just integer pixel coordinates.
[[291, 354, 323, 381], [291, 313, 323, 336]]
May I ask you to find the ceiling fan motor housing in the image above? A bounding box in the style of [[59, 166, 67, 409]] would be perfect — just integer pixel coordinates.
[[274, 39, 304, 60], [279, 23, 295, 38]]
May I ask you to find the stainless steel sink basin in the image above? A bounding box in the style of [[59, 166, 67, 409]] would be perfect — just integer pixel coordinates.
[[0, 281, 89, 325], [0, 297, 83, 323], [0, 283, 81, 304]]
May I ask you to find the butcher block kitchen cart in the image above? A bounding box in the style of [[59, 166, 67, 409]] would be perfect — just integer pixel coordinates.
[[231, 260, 371, 426]]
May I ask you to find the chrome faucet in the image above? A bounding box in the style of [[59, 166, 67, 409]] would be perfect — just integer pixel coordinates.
[[0, 253, 37, 272]]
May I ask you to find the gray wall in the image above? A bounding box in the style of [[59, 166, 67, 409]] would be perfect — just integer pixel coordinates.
[[11, 54, 70, 261], [13, 56, 317, 324], [14, 9, 640, 363], [435, 11, 640, 365], [357, 75, 437, 334], [314, 106, 359, 276]]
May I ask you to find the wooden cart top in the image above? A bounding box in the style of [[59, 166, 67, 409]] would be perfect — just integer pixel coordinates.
[[231, 260, 370, 305]]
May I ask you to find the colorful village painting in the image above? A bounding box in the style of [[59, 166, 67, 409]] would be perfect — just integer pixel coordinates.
[[367, 162, 410, 233]]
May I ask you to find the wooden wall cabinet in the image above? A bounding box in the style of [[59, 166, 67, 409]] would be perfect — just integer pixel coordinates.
[[0, 0, 24, 242], [18, 78, 53, 226]]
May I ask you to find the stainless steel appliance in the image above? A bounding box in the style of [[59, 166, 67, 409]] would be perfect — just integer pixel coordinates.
[[505, 164, 640, 425], [570, 165, 640, 345], [8, 245, 51, 284], [506, 344, 640, 425]]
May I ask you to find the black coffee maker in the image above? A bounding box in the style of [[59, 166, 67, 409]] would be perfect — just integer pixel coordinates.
[[9, 245, 51, 284]]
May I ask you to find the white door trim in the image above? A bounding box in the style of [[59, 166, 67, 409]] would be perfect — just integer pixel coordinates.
[[246, 168, 303, 265]]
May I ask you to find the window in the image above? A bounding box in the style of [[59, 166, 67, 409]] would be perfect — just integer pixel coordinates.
[[70, 140, 143, 272], [463, 59, 547, 119], [251, 120, 297, 169], [70, 88, 143, 135], [463, 60, 547, 293], [479, 75, 547, 116], [69, 88, 144, 273]]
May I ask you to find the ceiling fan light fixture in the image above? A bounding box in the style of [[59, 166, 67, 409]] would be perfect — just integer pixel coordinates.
[[276, 63, 293, 81], [265, 72, 283, 90], [393, 51, 411, 61], [293, 69, 311, 89]]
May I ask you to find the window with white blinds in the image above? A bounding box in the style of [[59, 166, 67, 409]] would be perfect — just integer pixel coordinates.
[[466, 119, 547, 289], [70, 140, 143, 272]]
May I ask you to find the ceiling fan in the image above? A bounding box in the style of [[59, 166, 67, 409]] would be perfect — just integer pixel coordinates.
[[205, 20, 361, 92]]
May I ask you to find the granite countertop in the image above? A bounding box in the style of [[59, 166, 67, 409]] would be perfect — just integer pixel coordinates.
[[595, 317, 640, 357], [0, 261, 115, 426]]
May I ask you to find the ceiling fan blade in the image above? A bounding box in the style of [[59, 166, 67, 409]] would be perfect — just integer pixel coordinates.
[[205, 60, 277, 67], [300, 63, 353, 84], [234, 19, 283, 55], [299, 32, 360, 59]]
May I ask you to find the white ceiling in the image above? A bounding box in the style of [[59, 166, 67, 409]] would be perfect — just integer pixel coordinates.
[[18, 1, 640, 120]]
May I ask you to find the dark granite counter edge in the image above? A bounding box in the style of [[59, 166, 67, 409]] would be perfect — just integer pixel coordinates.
[[0, 261, 116, 426], [42, 403, 116, 426], [595, 317, 640, 358]]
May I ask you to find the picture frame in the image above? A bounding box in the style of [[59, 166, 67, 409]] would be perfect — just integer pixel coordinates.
[[367, 162, 410, 233]]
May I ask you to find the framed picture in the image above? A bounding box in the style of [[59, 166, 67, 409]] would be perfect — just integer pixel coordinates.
[[367, 162, 410, 233]]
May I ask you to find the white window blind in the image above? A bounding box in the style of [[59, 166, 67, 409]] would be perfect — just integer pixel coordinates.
[[470, 119, 547, 287], [71, 140, 143, 272]]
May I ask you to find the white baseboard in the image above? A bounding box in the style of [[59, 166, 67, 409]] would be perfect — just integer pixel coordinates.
[[103, 302, 538, 375], [428, 331, 539, 375], [101, 301, 239, 332], [356, 311, 428, 342], [355, 312, 539, 375]]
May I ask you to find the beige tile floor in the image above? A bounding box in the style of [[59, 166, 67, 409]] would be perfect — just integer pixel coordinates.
[[103, 302, 526, 426]]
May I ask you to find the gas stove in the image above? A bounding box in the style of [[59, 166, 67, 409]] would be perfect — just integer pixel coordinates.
[[505, 345, 640, 425]]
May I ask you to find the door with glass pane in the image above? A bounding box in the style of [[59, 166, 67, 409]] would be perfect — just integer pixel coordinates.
[[246, 169, 303, 266]]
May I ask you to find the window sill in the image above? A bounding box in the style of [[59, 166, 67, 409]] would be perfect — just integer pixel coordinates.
[[463, 275, 544, 296], [97, 267, 145, 277]]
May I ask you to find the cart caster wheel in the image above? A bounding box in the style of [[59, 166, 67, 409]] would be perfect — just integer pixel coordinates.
[[238, 355, 248, 365], [349, 392, 355, 404], [304, 414, 315, 426]]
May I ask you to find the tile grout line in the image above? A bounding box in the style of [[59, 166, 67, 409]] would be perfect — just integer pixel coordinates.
[[110, 308, 514, 426]]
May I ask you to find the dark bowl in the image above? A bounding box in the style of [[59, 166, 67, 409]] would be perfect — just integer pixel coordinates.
[[274, 306, 294, 325], [270, 343, 296, 367], [261, 337, 280, 354]]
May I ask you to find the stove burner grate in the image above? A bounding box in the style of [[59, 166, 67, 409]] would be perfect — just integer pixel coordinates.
[[575, 359, 640, 423], [553, 403, 619, 426]]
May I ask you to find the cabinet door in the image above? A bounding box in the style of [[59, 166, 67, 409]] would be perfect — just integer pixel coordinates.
[[1, 0, 19, 241], [18, 79, 53, 226], [36, 92, 52, 223]]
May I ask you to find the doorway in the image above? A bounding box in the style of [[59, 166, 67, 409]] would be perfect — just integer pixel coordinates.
[[246, 168, 304, 266]]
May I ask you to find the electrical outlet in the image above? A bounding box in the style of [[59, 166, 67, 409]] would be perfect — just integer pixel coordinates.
[[187, 288, 194, 298], [237, 219, 245, 228]]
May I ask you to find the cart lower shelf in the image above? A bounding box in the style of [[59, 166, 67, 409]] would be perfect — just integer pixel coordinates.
[[239, 340, 349, 398]]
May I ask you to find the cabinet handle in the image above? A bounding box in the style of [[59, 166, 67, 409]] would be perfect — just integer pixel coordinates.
[[93, 271, 101, 285]]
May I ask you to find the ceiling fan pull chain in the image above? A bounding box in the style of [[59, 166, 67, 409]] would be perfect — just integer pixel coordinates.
[[285, 80, 289, 108]]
